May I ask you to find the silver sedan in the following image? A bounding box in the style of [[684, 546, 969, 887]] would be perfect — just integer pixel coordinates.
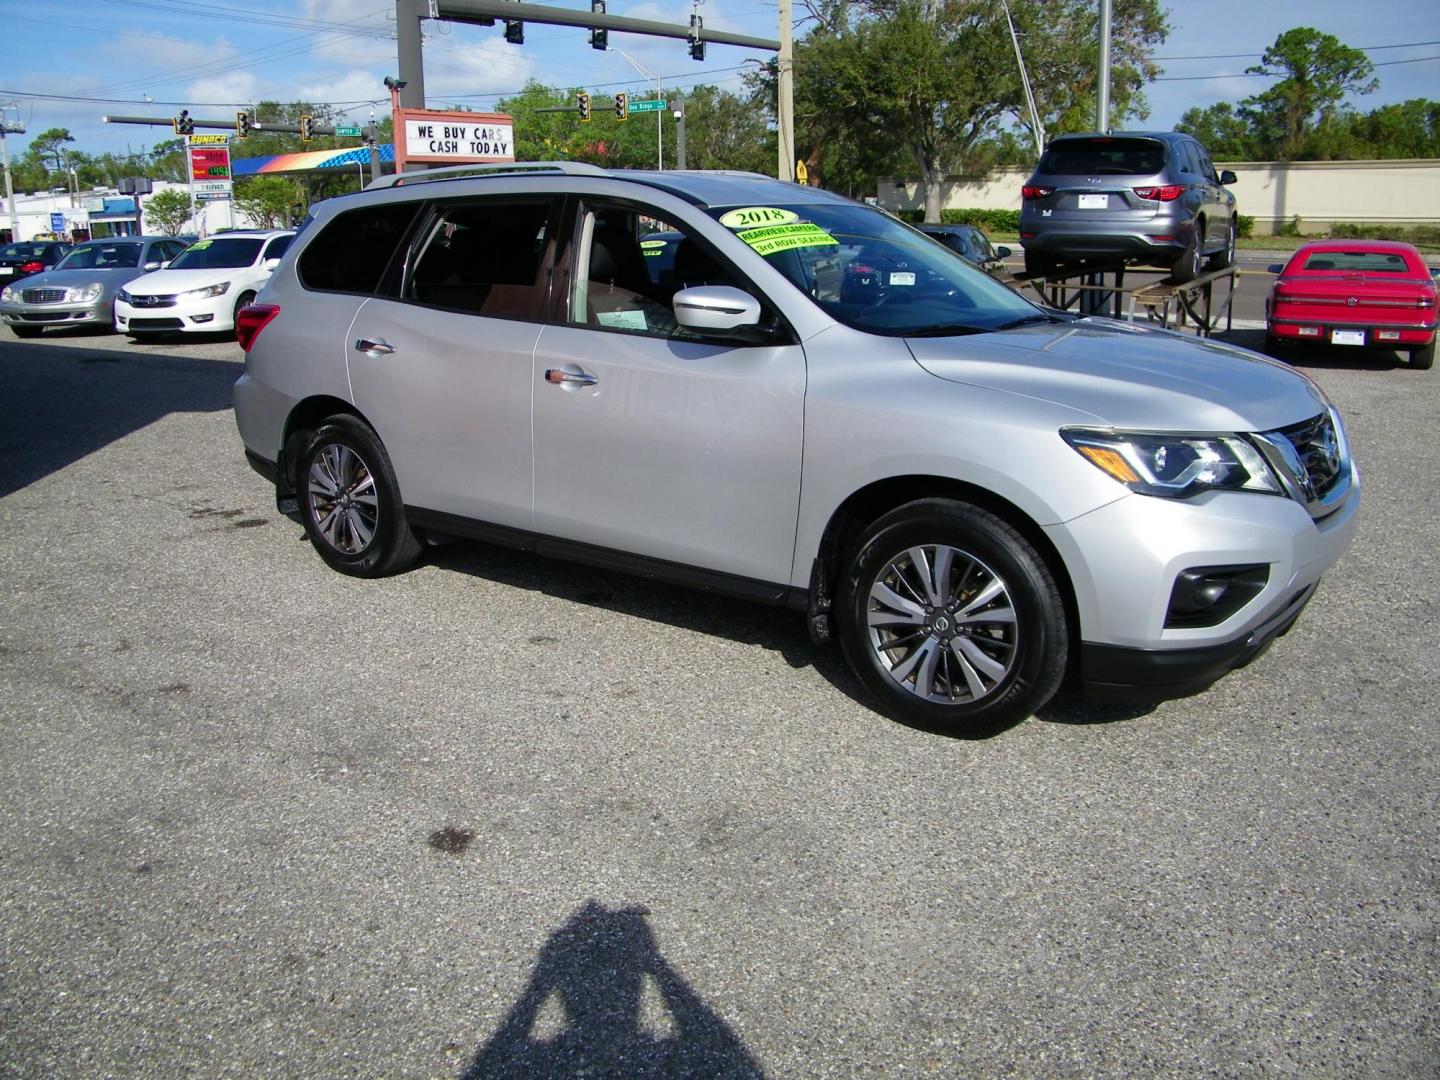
[[0, 236, 187, 337]]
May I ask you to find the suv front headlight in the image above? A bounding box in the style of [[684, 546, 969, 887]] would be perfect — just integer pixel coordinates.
[[181, 281, 230, 300], [1062, 428, 1283, 499], [66, 282, 104, 303]]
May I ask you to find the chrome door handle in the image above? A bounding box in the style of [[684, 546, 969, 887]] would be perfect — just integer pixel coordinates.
[[355, 338, 395, 356], [545, 368, 598, 387]]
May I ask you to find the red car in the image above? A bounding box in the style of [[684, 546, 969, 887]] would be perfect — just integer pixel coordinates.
[[1266, 240, 1437, 369]]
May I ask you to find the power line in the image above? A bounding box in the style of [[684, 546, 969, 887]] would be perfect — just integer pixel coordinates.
[[1155, 38, 1440, 61], [1155, 54, 1440, 82]]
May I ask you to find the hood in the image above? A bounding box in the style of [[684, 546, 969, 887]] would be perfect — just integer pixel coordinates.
[[8, 267, 142, 291], [906, 318, 1327, 432], [124, 268, 247, 295]]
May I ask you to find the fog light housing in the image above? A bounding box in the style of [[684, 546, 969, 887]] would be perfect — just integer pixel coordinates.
[[1166, 565, 1270, 628], [191, 313, 215, 324]]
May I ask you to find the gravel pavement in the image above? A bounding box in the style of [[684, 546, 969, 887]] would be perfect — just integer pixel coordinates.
[[0, 325, 1435, 1078]]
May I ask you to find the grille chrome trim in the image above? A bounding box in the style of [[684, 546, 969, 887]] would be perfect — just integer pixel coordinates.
[[1253, 408, 1353, 520], [21, 287, 66, 304], [127, 293, 178, 308]]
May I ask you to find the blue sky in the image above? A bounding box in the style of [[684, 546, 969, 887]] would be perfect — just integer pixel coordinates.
[[3, 0, 1438, 161]]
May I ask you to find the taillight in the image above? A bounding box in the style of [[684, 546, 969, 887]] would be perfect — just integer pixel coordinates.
[[19, 261, 43, 273], [1132, 185, 1185, 202], [1021, 185, 1054, 200], [235, 303, 280, 352], [1420, 292, 1436, 309]]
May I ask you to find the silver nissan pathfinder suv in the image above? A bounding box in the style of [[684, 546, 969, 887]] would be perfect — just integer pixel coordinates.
[[233, 163, 1358, 733]]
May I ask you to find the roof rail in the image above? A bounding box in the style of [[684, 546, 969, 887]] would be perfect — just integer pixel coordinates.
[[369, 161, 608, 189]]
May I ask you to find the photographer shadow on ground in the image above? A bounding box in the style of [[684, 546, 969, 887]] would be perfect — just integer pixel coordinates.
[[464, 900, 765, 1079]]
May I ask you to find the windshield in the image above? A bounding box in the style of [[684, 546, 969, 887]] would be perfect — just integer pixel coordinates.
[[168, 238, 264, 270], [57, 244, 142, 270], [707, 202, 1042, 335]]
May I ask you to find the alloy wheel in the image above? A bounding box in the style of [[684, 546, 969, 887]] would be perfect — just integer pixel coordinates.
[[306, 443, 379, 555], [864, 544, 1019, 704]]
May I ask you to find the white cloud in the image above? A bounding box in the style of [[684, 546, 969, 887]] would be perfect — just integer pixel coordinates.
[[185, 72, 262, 108]]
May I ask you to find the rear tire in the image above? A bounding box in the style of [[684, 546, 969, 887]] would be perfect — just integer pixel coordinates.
[[296, 415, 423, 578], [10, 325, 42, 338], [1411, 338, 1435, 371], [836, 498, 1069, 736], [1170, 220, 1205, 283]]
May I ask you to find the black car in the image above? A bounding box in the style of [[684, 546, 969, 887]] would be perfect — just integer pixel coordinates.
[[919, 225, 1013, 278], [0, 240, 72, 284]]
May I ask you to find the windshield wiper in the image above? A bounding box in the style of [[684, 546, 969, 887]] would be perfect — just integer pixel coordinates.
[[905, 322, 988, 337], [993, 313, 1070, 331]]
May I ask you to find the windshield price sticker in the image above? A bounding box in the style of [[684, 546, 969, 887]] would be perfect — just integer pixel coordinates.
[[720, 207, 800, 229], [640, 239, 669, 255], [736, 222, 838, 257], [190, 239, 213, 250]]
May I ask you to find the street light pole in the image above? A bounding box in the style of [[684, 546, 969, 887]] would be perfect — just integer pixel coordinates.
[[0, 115, 22, 242], [998, 0, 1044, 156], [1097, 0, 1112, 132], [611, 47, 663, 169]]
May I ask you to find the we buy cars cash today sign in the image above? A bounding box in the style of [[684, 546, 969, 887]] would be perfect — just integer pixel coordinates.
[[393, 107, 515, 173]]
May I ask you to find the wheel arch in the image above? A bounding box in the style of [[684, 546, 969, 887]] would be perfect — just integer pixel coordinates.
[[806, 475, 1080, 666], [279, 395, 374, 492]]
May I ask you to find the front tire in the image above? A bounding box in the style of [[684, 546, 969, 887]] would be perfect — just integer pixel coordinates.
[[837, 499, 1069, 735], [1211, 218, 1236, 270], [296, 416, 423, 577], [232, 290, 256, 328]]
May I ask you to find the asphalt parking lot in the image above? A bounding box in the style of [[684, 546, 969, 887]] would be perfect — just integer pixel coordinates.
[[1, 324, 1436, 1078]]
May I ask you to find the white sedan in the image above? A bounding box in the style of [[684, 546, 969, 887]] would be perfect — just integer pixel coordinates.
[[115, 230, 294, 336]]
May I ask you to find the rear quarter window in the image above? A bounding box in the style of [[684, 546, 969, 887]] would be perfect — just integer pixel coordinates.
[[298, 202, 421, 294]]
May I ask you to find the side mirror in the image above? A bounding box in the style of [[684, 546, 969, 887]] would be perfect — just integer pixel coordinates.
[[673, 285, 762, 333], [995, 245, 1013, 259], [143, 261, 161, 270], [1220, 170, 1238, 185], [160, 260, 171, 269], [262, 257, 281, 272], [1267, 264, 1284, 275]]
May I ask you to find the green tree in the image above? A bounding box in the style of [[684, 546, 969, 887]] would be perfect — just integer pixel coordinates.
[[672, 86, 772, 174], [1176, 102, 1260, 160], [24, 127, 76, 175], [1238, 27, 1377, 159], [233, 175, 303, 229], [142, 188, 192, 235]]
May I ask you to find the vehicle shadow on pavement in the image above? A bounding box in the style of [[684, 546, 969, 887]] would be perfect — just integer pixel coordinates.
[[463, 900, 766, 1079], [1218, 328, 1410, 371], [0, 338, 241, 497]]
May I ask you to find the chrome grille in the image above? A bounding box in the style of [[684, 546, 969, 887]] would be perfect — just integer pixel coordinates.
[[128, 293, 177, 308], [21, 287, 66, 304], [1255, 409, 1352, 520]]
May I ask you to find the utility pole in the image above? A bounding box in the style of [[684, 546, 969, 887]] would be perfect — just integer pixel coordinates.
[[1096, 0, 1112, 132], [0, 106, 23, 243], [674, 91, 686, 170], [777, 0, 794, 181]]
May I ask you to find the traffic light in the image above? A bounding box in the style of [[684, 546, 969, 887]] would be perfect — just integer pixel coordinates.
[[689, 14, 705, 61], [589, 0, 607, 50], [504, 18, 524, 44], [298, 115, 314, 141], [235, 111, 252, 139], [614, 92, 627, 121], [173, 110, 194, 136], [577, 92, 591, 122]]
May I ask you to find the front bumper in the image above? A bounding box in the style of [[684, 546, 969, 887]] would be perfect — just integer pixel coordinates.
[[1044, 476, 1360, 702], [115, 291, 235, 334], [0, 299, 110, 327]]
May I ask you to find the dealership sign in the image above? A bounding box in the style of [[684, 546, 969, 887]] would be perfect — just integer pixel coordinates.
[[392, 107, 515, 174]]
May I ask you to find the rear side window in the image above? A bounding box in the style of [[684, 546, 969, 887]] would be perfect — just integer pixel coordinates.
[[1301, 251, 1414, 274], [299, 202, 420, 294], [1038, 138, 1166, 176], [406, 199, 554, 319]]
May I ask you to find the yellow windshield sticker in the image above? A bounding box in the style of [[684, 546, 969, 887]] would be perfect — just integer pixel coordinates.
[[190, 239, 213, 250], [640, 239, 669, 249], [736, 222, 838, 257], [720, 206, 800, 229]]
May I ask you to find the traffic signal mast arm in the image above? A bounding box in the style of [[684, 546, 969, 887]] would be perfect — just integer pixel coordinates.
[[102, 115, 351, 137]]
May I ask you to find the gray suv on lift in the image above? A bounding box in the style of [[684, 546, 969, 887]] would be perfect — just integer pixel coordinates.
[[233, 163, 1356, 734], [1019, 131, 1238, 282]]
